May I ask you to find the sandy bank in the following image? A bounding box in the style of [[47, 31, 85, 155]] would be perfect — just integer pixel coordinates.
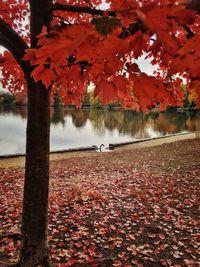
[[0, 132, 197, 168]]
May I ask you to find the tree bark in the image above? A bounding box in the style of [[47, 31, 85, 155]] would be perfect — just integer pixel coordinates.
[[18, 1, 53, 266], [195, 112, 200, 139], [20, 79, 51, 267]]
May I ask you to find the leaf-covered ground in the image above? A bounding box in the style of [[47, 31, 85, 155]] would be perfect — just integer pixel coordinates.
[[0, 139, 200, 267]]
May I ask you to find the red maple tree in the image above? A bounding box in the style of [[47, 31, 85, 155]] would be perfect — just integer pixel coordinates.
[[0, 0, 200, 266]]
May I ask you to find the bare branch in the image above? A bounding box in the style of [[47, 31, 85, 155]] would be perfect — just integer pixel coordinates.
[[51, 3, 116, 17]]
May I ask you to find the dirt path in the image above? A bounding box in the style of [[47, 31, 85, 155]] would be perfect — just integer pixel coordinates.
[[0, 151, 99, 168], [116, 132, 196, 149], [0, 132, 197, 168]]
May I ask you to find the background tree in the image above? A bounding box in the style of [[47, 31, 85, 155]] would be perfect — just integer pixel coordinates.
[[0, 0, 200, 266]]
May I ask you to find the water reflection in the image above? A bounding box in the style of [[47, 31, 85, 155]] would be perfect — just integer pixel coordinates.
[[51, 107, 65, 126], [0, 105, 27, 119], [0, 105, 199, 155]]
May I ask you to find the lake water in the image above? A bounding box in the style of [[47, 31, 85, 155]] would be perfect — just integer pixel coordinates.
[[0, 106, 199, 155]]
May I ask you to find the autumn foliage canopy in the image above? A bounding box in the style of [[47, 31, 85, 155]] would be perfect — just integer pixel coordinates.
[[1, 0, 200, 110]]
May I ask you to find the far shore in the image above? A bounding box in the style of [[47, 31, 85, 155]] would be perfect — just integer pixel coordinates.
[[0, 102, 198, 112]]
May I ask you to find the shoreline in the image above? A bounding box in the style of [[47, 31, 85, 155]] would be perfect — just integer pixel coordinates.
[[0, 132, 197, 168]]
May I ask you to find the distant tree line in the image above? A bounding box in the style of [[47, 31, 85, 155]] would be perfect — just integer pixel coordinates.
[[0, 87, 197, 110], [0, 92, 27, 106]]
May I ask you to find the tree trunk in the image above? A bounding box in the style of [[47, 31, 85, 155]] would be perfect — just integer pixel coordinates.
[[195, 112, 200, 138], [18, 1, 52, 266], [19, 79, 51, 267]]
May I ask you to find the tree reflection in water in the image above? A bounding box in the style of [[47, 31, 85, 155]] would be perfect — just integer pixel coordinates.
[[49, 108, 200, 138], [2, 106, 199, 137], [0, 105, 27, 119]]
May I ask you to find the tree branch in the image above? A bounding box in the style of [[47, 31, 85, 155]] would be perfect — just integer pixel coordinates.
[[52, 1, 200, 17], [119, 19, 146, 39], [51, 3, 116, 17], [0, 33, 23, 60], [0, 18, 29, 55], [0, 18, 29, 72], [0, 33, 29, 73], [187, 0, 200, 14], [51, 3, 147, 39]]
